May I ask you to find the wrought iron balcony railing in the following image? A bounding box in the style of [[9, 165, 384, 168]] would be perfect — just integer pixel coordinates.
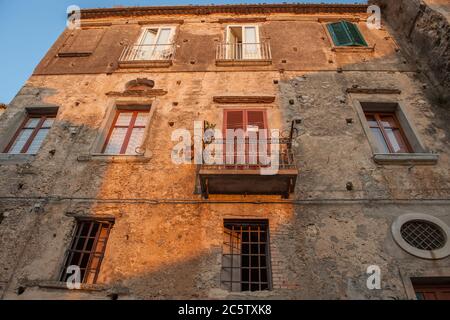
[[200, 138, 296, 170], [119, 44, 175, 62], [215, 42, 272, 61], [198, 137, 297, 198]]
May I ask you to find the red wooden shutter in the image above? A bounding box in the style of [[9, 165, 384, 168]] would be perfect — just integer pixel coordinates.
[[246, 110, 266, 130], [223, 110, 267, 167], [224, 110, 244, 130], [224, 110, 244, 165]]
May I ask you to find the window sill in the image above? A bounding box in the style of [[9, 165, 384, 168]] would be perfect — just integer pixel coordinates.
[[0, 153, 35, 164], [57, 52, 92, 58], [20, 279, 130, 295], [118, 60, 173, 68], [77, 153, 152, 163], [216, 59, 272, 67], [21, 280, 109, 292], [373, 153, 439, 165], [332, 46, 374, 53]]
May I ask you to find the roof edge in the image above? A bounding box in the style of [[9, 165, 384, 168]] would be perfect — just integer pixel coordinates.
[[79, 3, 369, 19]]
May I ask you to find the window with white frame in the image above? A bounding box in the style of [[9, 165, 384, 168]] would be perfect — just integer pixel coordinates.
[[226, 25, 261, 60], [132, 27, 176, 61]]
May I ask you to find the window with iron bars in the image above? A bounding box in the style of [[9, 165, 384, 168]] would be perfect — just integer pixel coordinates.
[[60, 219, 113, 284], [221, 219, 271, 292]]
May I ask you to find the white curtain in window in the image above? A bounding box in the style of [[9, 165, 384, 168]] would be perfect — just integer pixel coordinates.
[[136, 27, 174, 60], [152, 28, 174, 60], [243, 26, 260, 59]]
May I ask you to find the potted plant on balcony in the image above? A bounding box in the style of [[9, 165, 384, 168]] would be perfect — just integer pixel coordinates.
[[203, 120, 216, 145]]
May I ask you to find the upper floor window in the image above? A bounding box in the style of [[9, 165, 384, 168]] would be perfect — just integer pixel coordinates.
[[365, 111, 412, 153], [226, 25, 261, 59], [224, 109, 267, 133], [60, 219, 113, 284], [327, 21, 367, 47], [132, 27, 176, 61], [223, 109, 268, 166], [58, 28, 105, 58], [3, 112, 55, 154], [102, 109, 149, 155]]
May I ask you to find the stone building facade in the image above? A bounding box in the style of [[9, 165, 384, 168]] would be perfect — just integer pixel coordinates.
[[0, 3, 449, 300]]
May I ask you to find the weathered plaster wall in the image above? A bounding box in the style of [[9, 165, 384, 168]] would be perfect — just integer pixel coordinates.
[[34, 12, 407, 75], [1, 9, 449, 300], [371, 0, 450, 99]]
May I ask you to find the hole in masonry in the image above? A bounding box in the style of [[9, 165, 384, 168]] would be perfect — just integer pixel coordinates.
[[17, 286, 26, 295], [346, 182, 354, 191], [109, 293, 119, 300]]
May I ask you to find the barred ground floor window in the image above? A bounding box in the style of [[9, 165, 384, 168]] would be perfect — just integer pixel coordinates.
[[221, 219, 271, 292]]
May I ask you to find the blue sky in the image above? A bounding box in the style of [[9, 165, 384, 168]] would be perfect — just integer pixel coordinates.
[[0, 0, 366, 103]]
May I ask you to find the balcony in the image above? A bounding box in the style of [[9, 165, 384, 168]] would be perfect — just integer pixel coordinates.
[[118, 44, 175, 68], [199, 138, 298, 198], [215, 42, 272, 66]]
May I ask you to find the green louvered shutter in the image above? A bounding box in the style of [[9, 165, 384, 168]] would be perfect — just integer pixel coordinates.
[[327, 21, 368, 47], [344, 21, 368, 46], [327, 22, 353, 46]]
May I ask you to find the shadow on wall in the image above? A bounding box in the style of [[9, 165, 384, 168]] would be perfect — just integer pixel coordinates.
[[2, 33, 450, 300]]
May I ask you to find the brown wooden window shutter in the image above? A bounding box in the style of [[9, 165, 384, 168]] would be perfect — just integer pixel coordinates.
[[58, 28, 105, 57], [224, 110, 245, 131], [247, 110, 266, 130], [224, 109, 267, 132]]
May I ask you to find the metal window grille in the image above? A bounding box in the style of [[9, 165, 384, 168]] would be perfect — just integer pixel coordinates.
[[60, 219, 113, 284], [221, 220, 271, 292], [400, 220, 446, 251]]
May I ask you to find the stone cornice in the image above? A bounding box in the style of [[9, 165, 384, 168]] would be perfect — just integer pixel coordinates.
[[106, 89, 168, 97], [346, 88, 402, 94], [79, 4, 368, 20], [213, 96, 275, 104]]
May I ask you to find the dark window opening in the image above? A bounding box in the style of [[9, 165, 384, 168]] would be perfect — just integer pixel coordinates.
[[412, 278, 450, 300], [60, 219, 113, 284], [221, 219, 271, 292]]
